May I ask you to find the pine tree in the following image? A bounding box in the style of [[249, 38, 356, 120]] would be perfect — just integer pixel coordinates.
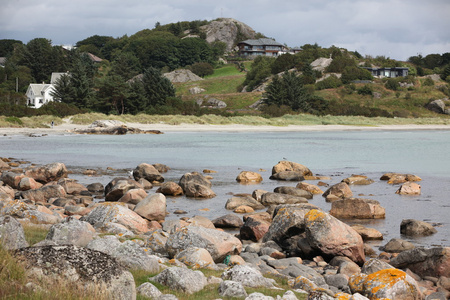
[[141, 67, 175, 107]]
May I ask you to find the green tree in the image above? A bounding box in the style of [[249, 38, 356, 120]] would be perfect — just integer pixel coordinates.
[[341, 66, 373, 84], [0, 39, 23, 57], [271, 54, 296, 74], [190, 62, 214, 77], [20, 38, 55, 82], [50, 73, 74, 104], [141, 67, 176, 107], [326, 55, 356, 73], [94, 75, 129, 114], [110, 52, 141, 80], [263, 71, 311, 111], [243, 56, 275, 91], [67, 52, 96, 107]]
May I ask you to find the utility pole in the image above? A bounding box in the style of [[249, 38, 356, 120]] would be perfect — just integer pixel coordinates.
[[16, 77, 18, 93]]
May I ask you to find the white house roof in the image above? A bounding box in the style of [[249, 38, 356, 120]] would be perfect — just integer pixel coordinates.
[[51, 72, 68, 84], [28, 84, 52, 96]]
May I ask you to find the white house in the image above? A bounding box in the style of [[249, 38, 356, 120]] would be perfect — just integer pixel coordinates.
[[25, 72, 67, 108]]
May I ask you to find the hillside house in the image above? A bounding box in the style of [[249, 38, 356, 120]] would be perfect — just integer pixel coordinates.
[[237, 38, 284, 57], [362, 67, 409, 78], [25, 72, 67, 108]]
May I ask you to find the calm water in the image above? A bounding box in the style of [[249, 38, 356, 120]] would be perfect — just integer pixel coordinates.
[[1, 130, 449, 250]]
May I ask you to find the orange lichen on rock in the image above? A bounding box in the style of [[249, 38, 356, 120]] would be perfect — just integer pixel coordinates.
[[305, 209, 326, 224]]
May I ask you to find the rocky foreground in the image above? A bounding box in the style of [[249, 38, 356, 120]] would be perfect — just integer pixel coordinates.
[[0, 158, 448, 300]]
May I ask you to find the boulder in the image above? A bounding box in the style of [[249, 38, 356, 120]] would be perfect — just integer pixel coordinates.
[[329, 198, 385, 219], [165, 226, 242, 262], [132, 193, 166, 222], [80, 202, 149, 234], [0, 158, 10, 170], [1, 172, 25, 189], [382, 238, 415, 253], [179, 172, 212, 189], [239, 216, 271, 242], [396, 182, 421, 195], [156, 182, 183, 196], [270, 171, 305, 181], [351, 225, 383, 241], [136, 282, 162, 299], [400, 219, 437, 236], [24, 162, 68, 183], [18, 177, 43, 191], [14, 245, 136, 300], [234, 205, 254, 213], [274, 186, 313, 199], [261, 192, 309, 206], [225, 195, 265, 210], [189, 86, 205, 94], [44, 217, 96, 247], [342, 175, 374, 185], [296, 182, 324, 194], [0, 184, 15, 200], [349, 268, 421, 300], [186, 215, 215, 229], [21, 184, 67, 202], [175, 247, 216, 269], [1, 200, 61, 224], [236, 171, 263, 183], [272, 161, 312, 176], [87, 182, 104, 194], [212, 213, 244, 228], [151, 266, 206, 294], [183, 182, 216, 198], [426, 99, 446, 114], [390, 247, 450, 277], [380, 173, 422, 183], [57, 178, 88, 195], [305, 209, 365, 264], [221, 265, 275, 288], [132, 163, 164, 183], [0, 216, 29, 250], [163, 69, 203, 83], [152, 163, 170, 173], [322, 182, 353, 201], [104, 177, 143, 201], [218, 280, 248, 298], [118, 188, 147, 205], [361, 258, 395, 275], [144, 229, 169, 255]]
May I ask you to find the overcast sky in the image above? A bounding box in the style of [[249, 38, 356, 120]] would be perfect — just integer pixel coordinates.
[[1, 0, 449, 61]]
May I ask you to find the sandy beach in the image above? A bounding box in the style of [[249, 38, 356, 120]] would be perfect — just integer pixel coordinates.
[[1, 121, 450, 136]]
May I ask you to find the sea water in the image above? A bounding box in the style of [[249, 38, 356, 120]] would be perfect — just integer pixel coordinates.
[[1, 130, 449, 250]]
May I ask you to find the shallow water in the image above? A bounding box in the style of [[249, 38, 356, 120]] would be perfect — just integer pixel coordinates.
[[1, 130, 449, 250]]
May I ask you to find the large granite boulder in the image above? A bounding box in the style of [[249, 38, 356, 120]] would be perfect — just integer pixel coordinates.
[[221, 265, 275, 288], [21, 184, 67, 203], [1, 200, 61, 224], [133, 193, 167, 222], [1, 172, 25, 189], [179, 172, 215, 198], [261, 192, 308, 206], [175, 247, 216, 269], [296, 182, 324, 194], [57, 178, 88, 195], [400, 219, 437, 236], [349, 268, 421, 300], [239, 216, 271, 242], [14, 245, 136, 300], [322, 182, 353, 201], [24, 162, 68, 184], [117, 188, 147, 205], [156, 182, 183, 196], [104, 177, 143, 201], [274, 186, 313, 199], [225, 195, 265, 210], [329, 198, 385, 219], [305, 209, 365, 264], [44, 217, 96, 247], [272, 161, 312, 177], [0, 216, 29, 250], [390, 247, 450, 277], [218, 280, 248, 298], [165, 226, 242, 262], [382, 238, 415, 253], [396, 182, 421, 195], [151, 266, 206, 294], [0, 183, 15, 200], [212, 213, 244, 228], [18, 177, 43, 191], [133, 163, 164, 183], [81, 202, 149, 234], [270, 171, 305, 181], [236, 171, 263, 184]]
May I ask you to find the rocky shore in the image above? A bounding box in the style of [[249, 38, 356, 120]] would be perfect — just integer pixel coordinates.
[[0, 158, 448, 300]]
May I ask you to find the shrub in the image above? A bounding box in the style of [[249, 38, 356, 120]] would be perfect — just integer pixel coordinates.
[[422, 77, 435, 86], [4, 116, 23, 125], [385, 78, 400, 91], [190, 62, 214, 77], [341, 66, 373, 84], [315, 75, 343, 90], [357, 84, 373, 96]]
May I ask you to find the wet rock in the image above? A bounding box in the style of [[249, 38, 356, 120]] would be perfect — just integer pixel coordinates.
[[156, 182, 183, 196], [390, 247, 450, 277], [274, 186, 313, 199], [296, 182, 324, 194], [14, 245, 136, 300], [152, 163, 170, 173], [218, 280, 248, 298], [322, 182, 353, 201], [225, 195, 265, 210], [270, 171, 305, 181], [401, 219, 437, 236], [179, 172, 214, 198], [165, 225, 242, 263], [351, 224, 383, 241], [382, 238, 415, 253], [272, 160, 313, 177], [0, 216, 29, 250], [213, 213, 244, 228], [329, 198, 385, 219], [151, 266, 206, 294], [305, 209, 365, 265], [236, 171, 263, 183], [24, 162, 68, 184], [133, 163, 164, 183], [87, 182, 104, 194], [396, 182, 421, 195], [342, 175, 374, 185], [261, 192, 308, 206], [45, 217, 95, 247], [380, 172, 422, 184]]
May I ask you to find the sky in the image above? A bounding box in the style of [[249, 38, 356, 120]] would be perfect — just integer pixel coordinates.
[[1, 0, 449, 61]]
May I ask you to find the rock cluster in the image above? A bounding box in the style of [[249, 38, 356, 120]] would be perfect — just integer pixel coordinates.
[[0, 157, 447, 299]]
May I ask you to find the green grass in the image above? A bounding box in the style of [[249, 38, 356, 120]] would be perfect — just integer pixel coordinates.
[[21, 222, 50, 245], [205, 64, 243, 78]]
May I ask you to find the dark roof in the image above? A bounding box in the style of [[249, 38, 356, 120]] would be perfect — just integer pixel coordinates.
[[238, 38, 283, 47]]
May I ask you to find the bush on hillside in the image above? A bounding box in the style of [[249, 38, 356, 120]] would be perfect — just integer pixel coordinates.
[[189, 62, 214, 77], [357, 84, 373, 96], [341, 66, 373, 84], [315, 75, 343, 90], [385, 78, 400, 91]]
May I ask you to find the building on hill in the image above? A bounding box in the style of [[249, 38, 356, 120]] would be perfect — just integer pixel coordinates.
[[25, 72, 68, 108], [362, 67, 409, 78], [237, 38, 284, 57]]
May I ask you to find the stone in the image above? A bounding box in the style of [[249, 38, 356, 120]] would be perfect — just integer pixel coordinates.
[[175, 247, 216, 269], [240, 216, 271, 242], [156, 182, 183, 196], [0, 158, 10, 170], [137, 282, 162, 299], [1, 172, 25, 189], [329, 198, 385, 219], [349, 268, 421, 300], [1, 200, 61, 224], [272, 161, 313, 177], [0, 216, 29, 250], [382, 238, 415, 253], [0, 183, 15, 200], [225, 195, 265, 210], [165, 225, 242, 263], [133, 193, 167, 222], [234, 205, 254, 213], [87, 182, 104, 194], [189, 86, 205, 94], [104, 177, 143, 201], [396, 182, 421, 195], [261, 192, 308, 206], [144, 229, 169, 255], [426, 99, 446, 114], [186, 215, 215, 229], [342, 175, 374, 185], [45, 217, 96, 247], [152, 163, 170, 173], [18, 177, 43, 191], [24, 162, 68, 184], [305, 209, 365, 265], [222, 264, 275, 288], [361, 258, 395, 275], [296, 182, 324, 194], [270, 171, 305, 181], [325, 274, 350, 292], [183, 182, 216, 198], [21, 184, 67, 202], [401, 219, 437, 236], [274, 186, 313, 199], [163, 69, 203, 83], [351, 225, 383, 241], [151, 266, 206, 294], [292, 276, 333, 296], [390, 247, 450, 277], [132, 163, 164, 183], [236, 171, 263, 183], [218, 280, 248, 298], [212, 213, 244, 228], [14, 245, 136, 300], [57, 178, 88, 195], [179, 172, 212, 189], [81, 202, 149, 234], [117, 188, 147, 205], [322, 182, 353, 201]]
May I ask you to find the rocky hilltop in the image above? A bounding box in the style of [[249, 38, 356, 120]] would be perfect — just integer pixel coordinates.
[[200, 18, 257, 52]]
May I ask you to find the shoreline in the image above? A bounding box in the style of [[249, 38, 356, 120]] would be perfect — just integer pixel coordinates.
[[1, 122, 450, 136]]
